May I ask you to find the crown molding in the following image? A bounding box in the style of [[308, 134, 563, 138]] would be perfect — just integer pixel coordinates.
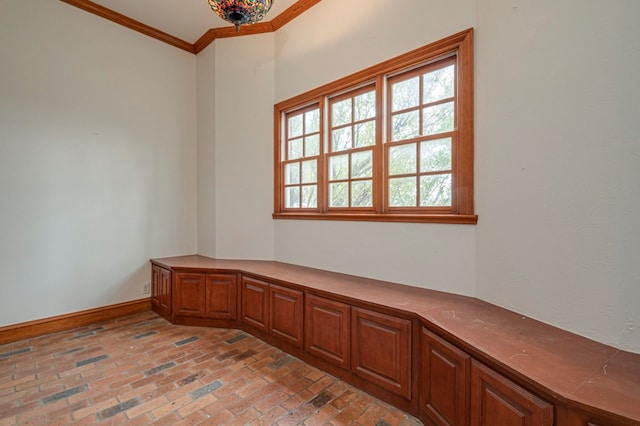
[[194, 0, 320, 53], [60, 0, 322, 55], [60, 0, 196, 53], [194, 22, 274, 54]]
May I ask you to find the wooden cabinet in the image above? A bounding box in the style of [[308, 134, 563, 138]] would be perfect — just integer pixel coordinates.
[[470, 360, 553, 426], [351, 307, 412, 399], [270, 284, 303, 348], [172, 272, 237, 320], [305, 294, 350, 369], [241, 276, 270, 332], [421, 327, 470, 426], [241, 277, 304, 348], [151, 265, 172, 319]]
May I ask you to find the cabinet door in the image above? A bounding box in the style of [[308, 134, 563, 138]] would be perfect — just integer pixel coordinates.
[[270, 284, 303, 348], [173, 272, 206, 317], [151, 265, 172, 318], [158, 266, 172, 317], [471, 360, 553, 426], [241, 276, 269, 332], [421, 327, 470, 426], [205, 273, 237, 320], [305, 295, 350, 369], [351, 307, 412, 399], [151, 265, 161, 307]]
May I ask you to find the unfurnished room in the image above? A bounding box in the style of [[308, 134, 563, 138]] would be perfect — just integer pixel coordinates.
[[1, 0, 639, 425]]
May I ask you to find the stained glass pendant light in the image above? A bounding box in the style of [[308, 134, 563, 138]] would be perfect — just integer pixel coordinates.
[[207, 0, 274, 32]]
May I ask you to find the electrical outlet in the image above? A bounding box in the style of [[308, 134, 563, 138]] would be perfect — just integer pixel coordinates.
[[142, 282, 150, 295]]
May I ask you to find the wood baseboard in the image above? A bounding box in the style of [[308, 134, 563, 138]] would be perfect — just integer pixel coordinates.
[[0, 298, 151, 345]]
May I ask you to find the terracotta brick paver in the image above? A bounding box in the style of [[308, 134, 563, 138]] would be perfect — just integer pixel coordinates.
[[0, 311, 422, 425]]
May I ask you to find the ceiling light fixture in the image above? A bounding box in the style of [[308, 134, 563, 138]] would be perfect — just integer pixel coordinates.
[[207, 0, 274, 32]]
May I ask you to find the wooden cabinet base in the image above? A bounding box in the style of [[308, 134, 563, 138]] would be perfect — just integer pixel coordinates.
[[150, 256, 640, 426]]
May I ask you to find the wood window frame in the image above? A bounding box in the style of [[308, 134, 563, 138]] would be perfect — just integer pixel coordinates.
[[274, 28, 477, 224]]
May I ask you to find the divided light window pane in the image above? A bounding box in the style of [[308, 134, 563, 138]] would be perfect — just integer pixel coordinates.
[[423, 64, 455, 103], [420, 174, 452, 206], [332, 99, 352, 126], [389, 144, 417, 176], [420, 138, 451, 172], [352, 180, 373, 207], [352, 151, 373, 178]]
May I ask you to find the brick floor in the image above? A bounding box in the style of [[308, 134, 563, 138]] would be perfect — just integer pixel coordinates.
[[0, 311, 422, 425]]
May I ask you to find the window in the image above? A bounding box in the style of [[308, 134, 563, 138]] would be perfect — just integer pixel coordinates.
[[274, 29, 476, 224]]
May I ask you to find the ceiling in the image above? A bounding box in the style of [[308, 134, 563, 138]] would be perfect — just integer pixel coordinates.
[[85, 0, 300, 45]]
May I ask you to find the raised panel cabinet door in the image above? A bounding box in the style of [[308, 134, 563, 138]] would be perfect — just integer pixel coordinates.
[[158, 267, 172, 317], [270, 284, 303, 348], [421, 326, 470, 426], [241, 276, 269, 332], [351, 307, 412, 399], [173, 272, 206, 317], [305, 294, 350, 369], [470, 360, 553, 426], [205, 273, 237, 320], [151, 265, 161, 308]]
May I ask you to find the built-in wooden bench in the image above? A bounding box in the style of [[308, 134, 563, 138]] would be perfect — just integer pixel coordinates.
[[151, 254, 640, 425]]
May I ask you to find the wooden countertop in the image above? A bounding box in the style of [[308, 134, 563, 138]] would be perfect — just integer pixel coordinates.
[[151, 254, 640, 422]]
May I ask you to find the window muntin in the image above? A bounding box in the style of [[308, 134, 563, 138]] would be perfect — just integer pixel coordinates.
[[274, 29, 476, 224]]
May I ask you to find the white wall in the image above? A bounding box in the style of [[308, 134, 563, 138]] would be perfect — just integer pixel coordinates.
[[272, 0, 477, 295], [475, 0, 640, 351], [0, 1, 198, 325], [210, 34, 276, 260], [197, 45, 217, 258]]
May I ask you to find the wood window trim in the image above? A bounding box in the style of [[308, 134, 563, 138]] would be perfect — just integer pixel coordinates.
[[274, 28, 477, 225]]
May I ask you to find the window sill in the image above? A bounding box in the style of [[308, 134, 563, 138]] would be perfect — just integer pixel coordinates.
[[272, 212, 478, 224]]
